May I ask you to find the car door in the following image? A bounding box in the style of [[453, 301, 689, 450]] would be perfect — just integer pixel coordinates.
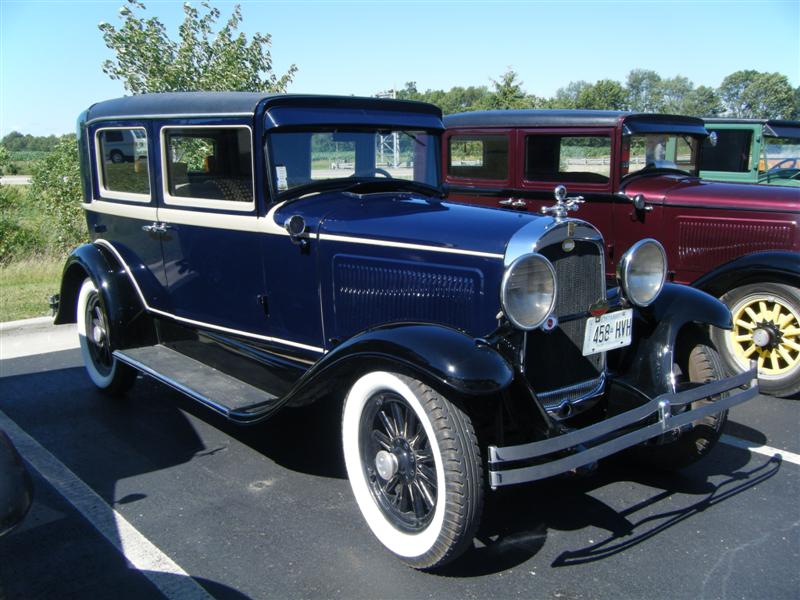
[[156, 121, 272, 335], [87, 121, 170, 311], [443, 129, 516, 209]]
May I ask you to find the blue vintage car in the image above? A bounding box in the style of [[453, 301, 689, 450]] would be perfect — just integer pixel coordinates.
[[53, 92, 758, 569]]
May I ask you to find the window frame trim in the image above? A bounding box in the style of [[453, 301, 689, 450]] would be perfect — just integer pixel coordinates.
[[443, 129, 514, 187], [94, 126, 152, 203], [160, 124, 255, 212]]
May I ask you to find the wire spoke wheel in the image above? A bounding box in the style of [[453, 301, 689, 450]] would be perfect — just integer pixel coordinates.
[[360, 392, 437, 532]]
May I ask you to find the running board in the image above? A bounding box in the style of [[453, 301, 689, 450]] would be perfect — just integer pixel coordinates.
[[114, 345, 279, 424]]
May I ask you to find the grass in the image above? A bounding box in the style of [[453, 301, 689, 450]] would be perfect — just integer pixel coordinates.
[[0, 256, 63, 322]]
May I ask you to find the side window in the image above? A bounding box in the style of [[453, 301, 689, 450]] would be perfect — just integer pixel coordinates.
[[447, 135, 508, 180], [95, 127, 151, 201], [163, 126, 253, 209], [525, 135, 611, 184], [700, 130, 753, 172]]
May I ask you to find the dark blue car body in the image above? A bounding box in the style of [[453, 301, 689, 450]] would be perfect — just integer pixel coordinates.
[[53, 92, 758, 569]]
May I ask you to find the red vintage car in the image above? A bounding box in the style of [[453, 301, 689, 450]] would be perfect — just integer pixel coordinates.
[[443, 110, 800, 397]]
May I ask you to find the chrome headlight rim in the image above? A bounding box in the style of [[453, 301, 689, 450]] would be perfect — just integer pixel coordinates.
[[617, 238, 667, 308], [500, 252, 557, 331]]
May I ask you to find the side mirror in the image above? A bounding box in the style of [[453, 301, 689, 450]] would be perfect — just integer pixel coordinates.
[[284, 215, 309, 249], [632, 194, 652, 212], [708, 131, 718, 147]]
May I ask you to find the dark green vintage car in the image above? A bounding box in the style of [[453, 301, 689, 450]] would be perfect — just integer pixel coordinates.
[[700, 119, 800, 187]]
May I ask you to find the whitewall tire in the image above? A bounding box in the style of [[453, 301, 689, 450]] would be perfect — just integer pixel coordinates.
[[342, 371, 483, 569]]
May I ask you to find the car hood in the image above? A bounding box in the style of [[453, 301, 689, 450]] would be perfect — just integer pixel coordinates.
[[291, 191, 540, 257], [623, 175, 800, 213]]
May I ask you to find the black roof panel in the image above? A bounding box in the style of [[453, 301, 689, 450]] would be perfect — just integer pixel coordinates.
[[85, 92, 441, 122]]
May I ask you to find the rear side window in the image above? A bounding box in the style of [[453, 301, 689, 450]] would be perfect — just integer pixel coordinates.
[[448, 135, 508, 180], [525, 135, 611, 184], [162, 126, 253, 209], [95, 127, 151, 201], [700, 129, 753, 172]]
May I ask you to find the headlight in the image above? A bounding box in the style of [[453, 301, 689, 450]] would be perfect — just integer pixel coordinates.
[[500, 253, 557, 330], [617, 239, 667, 307]]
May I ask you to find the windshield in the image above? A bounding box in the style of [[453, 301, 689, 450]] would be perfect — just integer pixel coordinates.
[[760, 137, 800, 175], [267, 129, 441, 197], [622, 133, 700, 178]]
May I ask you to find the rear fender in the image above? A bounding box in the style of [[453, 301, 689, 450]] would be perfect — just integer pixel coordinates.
[[54, 243, 153, 349]]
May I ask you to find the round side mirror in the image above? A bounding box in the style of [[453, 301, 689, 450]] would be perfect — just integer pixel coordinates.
[[285, 215, 306, 238], [708, 131, 718, 147], [632, 195, 648, 211]]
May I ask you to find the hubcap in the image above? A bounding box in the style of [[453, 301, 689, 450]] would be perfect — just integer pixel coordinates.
[[359, 392, 437, 532], [729, 294, 800, 376], [84, 292, 114, 376]]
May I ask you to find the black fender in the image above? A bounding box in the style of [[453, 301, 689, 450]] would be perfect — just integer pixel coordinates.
[[281, 323, 514, 407], [691, 250, 800, 298], [619, 283, 732, 398], [53, 243, 153, 349]]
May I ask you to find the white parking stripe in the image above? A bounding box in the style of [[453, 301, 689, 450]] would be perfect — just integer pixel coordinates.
[[0, 410, 214, 600], [720, 434, 800, 466]]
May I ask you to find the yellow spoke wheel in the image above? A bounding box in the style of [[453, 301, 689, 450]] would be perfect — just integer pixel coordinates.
[[714, 283, 800, 398]]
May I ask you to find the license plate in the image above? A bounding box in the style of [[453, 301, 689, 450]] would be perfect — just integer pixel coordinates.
[[582, 309, 633, 356]]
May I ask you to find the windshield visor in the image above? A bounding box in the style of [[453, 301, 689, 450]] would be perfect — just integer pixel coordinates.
[[267, 129, 441, 197], [622, 133, 700, 178]]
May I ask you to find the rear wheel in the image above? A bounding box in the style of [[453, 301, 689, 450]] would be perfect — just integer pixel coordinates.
[[712, 283, 800, 398], [76, 278, 136, 396], [342, 372, 483, 569], [634, 337, 727, 468]]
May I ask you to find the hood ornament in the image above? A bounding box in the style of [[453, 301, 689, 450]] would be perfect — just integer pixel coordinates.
[[541, 185, 584, 219]]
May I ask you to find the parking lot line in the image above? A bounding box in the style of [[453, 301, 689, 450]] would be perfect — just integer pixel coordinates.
[[0, 409, 214, 600], [719, 434, 800, 466]]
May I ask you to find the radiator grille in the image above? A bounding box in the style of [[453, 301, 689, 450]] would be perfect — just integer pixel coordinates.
[[333, 257, 480, 338], [525, 240, 605, 407]]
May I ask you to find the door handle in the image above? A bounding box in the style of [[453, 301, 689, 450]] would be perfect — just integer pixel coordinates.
[[499, 198, 527, 209], [142, 223, 158, 233]]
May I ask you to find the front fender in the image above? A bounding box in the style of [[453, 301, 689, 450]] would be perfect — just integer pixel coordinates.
[[620, 283, 731, 397], [691, 251, 800, 297], [53, 243, 150, 349], [282, 323, 514, 406]]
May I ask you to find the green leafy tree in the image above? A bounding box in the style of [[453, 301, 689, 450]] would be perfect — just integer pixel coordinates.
[[98, 0, 297, 93], [487, 69, 531, 109], [657, 75, 693, 114], [681, 85, 724, 117], [626, 69, 663, 112], [0, 145, 10, 176], [575, 79, 628, 110], [28, 136, 86, 253], [739, 72, 796, 119], [551, 80, 590, 109], [718, 70, 761, 117]]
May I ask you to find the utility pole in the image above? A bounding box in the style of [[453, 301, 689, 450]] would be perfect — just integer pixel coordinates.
[[375, 89, 400, 168]]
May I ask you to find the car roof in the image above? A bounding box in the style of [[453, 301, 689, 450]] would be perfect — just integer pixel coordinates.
[[85, 92, 442, 122], [704, 118, 800, 139]]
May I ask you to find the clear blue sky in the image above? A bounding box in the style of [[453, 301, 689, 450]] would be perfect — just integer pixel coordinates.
[[1, 0, 798, 136]]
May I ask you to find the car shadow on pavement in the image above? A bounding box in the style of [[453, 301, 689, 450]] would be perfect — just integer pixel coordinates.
[[440, 448, 782, 577]]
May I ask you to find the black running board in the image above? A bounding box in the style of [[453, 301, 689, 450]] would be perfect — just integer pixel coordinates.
[[114, 345, 279, 424]]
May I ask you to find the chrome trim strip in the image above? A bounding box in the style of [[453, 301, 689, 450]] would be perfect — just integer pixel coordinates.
[[318, 233, 504, 259], [86, 112, 254, 126], [488, 367, 759, 487], [93, 239, 325, 354]]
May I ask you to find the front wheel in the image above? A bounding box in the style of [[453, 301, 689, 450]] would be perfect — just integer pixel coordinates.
[[712, 283, 800, 398], [76, 278, 136, 396], [342, 372, 483, 569]]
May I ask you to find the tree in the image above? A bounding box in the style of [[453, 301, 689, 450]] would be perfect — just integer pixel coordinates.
[[575, 79, 628, 110], [718, 70, 760, 117], [626, 69, 663, 112], [658, 76, 693, 114], [99, 0, 297, 94], [29, 136, 86, 252], [739, 73, 796, 119], [681, 85, 724, 117], [552, 80, 590, 109], [487, 68, 531, 109]]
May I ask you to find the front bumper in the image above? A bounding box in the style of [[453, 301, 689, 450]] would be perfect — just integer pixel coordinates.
[[488, 366, 759, 488]]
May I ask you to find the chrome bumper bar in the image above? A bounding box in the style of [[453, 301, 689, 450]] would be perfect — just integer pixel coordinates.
[[488, 367, 759, 488]]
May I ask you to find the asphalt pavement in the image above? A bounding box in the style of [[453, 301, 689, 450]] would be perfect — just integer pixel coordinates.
[[0, 322, 798, 599]]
